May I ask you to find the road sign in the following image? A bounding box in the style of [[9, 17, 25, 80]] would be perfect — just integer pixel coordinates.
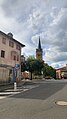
[[15, 64, 20, 69]]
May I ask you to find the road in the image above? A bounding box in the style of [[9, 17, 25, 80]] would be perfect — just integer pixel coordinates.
[[0, 79, 67, 119]]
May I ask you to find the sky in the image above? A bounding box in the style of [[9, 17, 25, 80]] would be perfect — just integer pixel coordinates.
[[0, 0, 67, 69]]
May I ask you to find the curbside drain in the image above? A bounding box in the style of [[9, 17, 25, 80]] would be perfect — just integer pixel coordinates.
[[55, 101, 67, 106]]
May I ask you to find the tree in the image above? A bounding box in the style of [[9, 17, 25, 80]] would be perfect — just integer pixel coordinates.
[[26, 56, 44, 80], [43, 63, 56, 78], [21, 56, 44, 80], [26, 57, 35, 80], [33, 59, 44, 75]]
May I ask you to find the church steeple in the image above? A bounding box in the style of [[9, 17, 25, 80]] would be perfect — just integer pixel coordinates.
[[38, 36, 41, 50], [36, 36, 43, 60]]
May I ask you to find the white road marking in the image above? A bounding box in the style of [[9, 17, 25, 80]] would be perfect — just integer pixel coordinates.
[[0, 96, 7, 99], [0, 92, 20, 95], [0, 85, 39, 100], [56, 101, 67, 106]]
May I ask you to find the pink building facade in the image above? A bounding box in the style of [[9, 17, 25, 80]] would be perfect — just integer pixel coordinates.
[[56, 65, 67, 79], [0, 31, 25, 82]]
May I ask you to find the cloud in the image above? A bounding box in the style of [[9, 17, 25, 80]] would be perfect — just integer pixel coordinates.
[[50, 7, 59, 18], [32, 7, 67, 64], [0, 0, 67, 68], [45, 47, 67, 62], [50, 62, 66, 69]]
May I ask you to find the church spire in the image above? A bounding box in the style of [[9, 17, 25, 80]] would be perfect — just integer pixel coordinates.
[[36, 36, 43, 60], [38, 36, 41, 50]]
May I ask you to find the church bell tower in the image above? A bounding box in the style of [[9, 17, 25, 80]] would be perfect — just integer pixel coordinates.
[[36, 36, 43, 60]]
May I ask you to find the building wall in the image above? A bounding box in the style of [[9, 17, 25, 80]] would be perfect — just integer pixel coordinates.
[[56, 70, 61, 79], [22, 71, 29, 79], [0, 33, 23, 82], [0, 34, 21, 67], [56, 68, 67, 79]]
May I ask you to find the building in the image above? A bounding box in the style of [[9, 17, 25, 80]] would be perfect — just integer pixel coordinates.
[[0, 30, 25, 83], [56, 64, 67, 79], [36, 36, 43, 60]]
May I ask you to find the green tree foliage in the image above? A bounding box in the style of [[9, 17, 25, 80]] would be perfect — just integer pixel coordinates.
[[21, 56, 56, 79], [26, 56, 44, 79], [21, 56, 44, 80], [43, 63, 56, 78], [33, 59, 44, 75]]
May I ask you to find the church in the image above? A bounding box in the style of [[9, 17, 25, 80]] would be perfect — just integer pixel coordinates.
[[36, 36, 43, 60]]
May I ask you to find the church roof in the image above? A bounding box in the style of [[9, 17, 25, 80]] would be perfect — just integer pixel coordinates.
[[38, 36, 42, 50]]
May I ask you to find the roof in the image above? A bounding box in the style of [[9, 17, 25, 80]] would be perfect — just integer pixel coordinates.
[[38, 36, 42, 50], [56, 66, 67, 71], [0, 30, 25, 47]]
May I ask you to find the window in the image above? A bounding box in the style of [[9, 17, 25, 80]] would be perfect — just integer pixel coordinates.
[[13, 55, 16, 60], [16, 44, 20, 50], [2, 37, 6, 44], [17, 55, 19, 61], [1, 50, 5, 58], [9, 41, 14, 48]]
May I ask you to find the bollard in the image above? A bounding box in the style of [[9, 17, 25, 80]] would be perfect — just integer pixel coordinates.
[[14, 82, 17, 91]]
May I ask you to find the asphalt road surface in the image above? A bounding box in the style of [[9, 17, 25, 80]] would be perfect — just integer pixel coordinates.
[[0, 80, 67, 119]]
